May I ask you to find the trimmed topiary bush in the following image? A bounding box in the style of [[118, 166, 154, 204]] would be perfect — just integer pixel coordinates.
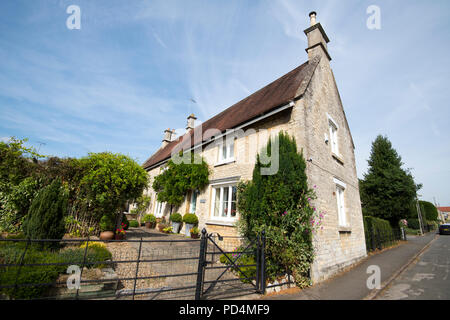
[[182, 213, 198, 225], [170, 213, 183, 223], [99, 214, 115, 232], [143, 214, 156, 223]]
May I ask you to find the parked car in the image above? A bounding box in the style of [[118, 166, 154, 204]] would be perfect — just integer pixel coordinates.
[[439, 223, 450, 235]]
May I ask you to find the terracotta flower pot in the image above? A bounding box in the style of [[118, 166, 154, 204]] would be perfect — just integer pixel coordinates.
[[99, 231, 114, 241], [145, 222, 155, 229]]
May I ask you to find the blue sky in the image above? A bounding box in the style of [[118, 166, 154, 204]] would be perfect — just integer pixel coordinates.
[[0, 0, 449, 205]]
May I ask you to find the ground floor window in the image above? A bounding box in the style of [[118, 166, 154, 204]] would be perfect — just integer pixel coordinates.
[[211, 184, 237, 221], [154, 197, 165, 218], [334, 178, 348, 227], [189, 190, 198, 213]]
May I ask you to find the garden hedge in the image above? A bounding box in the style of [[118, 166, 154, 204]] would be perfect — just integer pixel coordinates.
[[363, 216, 400, 251]]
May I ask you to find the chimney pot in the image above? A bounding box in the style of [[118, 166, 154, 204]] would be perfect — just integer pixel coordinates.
[[186, 114, 197, 131], [309, 11, 317, 26]]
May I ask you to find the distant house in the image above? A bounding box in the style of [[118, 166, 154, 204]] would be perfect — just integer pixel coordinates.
[[141, 12, 367, 283], [437, 207, 450, 222]]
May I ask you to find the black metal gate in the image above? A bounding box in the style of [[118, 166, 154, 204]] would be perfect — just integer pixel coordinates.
[[195, 229, 266, 300]]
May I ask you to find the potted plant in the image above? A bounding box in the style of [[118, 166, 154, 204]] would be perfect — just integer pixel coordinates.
[[158, 221, 168, 233], [183, 213, 199, 237], [170, 213, 183, 233], [115, 224, 126, 240], [143, 214, 157, 229], [99, 214, 115, 240], [163, 226, 173, 234], [190, 226, 200, 239]]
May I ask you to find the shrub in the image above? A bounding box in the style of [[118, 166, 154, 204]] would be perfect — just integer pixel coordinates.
[[420, 201, 439, 222], [236, 131, 319, 288], [182, 213, 198, 225], [129, 220, 139, 228], [22, 179, 68, 247], [162, 226, 173, 234], [220, 246, 257, 284], [170, 213, 183, 223], [364, 216, 399, 251], [99, 215, 115, 232], [143, 214, 156, 223], [407, 218, 420, 230], [0, 240, 111, 299]]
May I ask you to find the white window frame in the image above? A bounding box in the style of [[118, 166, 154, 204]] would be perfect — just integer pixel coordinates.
[[154, 196, 165, 218], [217, 138, 235, 165], [210, 183, 238, 221], [327, 113, 340, 156], [189, 190, 198, 213], [334, 178, 348, 227]]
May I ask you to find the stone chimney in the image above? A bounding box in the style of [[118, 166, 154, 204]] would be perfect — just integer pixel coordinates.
[[161, 128, 174, 148], [186, 114, 197, 132], [304, 11, 331, 61]]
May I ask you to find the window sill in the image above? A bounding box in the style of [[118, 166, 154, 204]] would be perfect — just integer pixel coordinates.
[[214, 159, 235, 167], [206, 220, 237, 227], [332, 153, 344, 165], [338, 226, 352, 233]]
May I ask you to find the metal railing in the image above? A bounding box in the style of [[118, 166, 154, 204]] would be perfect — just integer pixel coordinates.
[[0, 230, 268, 300]]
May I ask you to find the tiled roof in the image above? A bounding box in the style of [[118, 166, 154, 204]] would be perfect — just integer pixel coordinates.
[[142, 58, 320, 170], [438, 207, 450, 212]]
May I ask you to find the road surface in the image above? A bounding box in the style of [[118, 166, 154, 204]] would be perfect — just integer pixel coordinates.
[[377, 234, 450, 300]]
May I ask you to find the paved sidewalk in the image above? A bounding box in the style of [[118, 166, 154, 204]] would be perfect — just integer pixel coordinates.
[[262, 232, 437, 300]]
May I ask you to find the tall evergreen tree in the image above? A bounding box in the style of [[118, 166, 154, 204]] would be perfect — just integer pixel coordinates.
[[359, 135, 420, 226], [23, 178, 68, 244], [237, 131, 319, 287]]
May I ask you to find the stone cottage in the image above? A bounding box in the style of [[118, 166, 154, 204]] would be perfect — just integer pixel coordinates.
[[141, 12, 367, 283]]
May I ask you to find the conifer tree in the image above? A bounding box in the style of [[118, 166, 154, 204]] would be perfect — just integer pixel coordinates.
[[237, 131, 319, 287], [23, 178, 68, 244], [359, 135, 420, 226]]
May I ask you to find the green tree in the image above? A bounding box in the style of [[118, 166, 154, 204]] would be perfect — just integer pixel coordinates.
[[0, 137, 45, 233], [237, 131, 321, 287], [77, 152, 148, 227], [418, 201, 438, 222], [23, 179, 68, 245], [152, 152, 209, 212], [359, 135, 420, 226]]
